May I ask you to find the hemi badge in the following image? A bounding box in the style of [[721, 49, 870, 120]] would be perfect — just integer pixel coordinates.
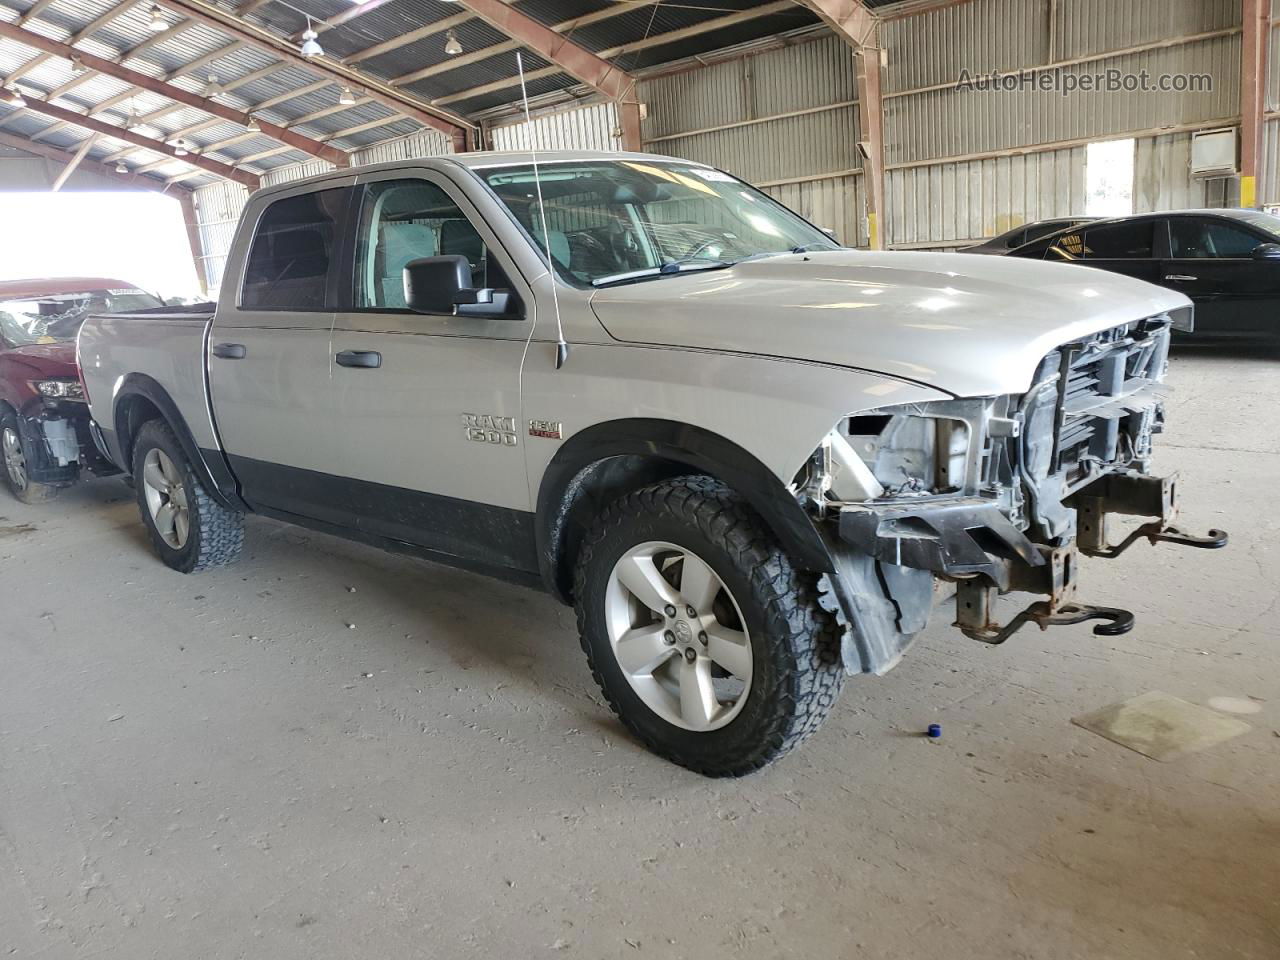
[[529, 419, 562, 440]]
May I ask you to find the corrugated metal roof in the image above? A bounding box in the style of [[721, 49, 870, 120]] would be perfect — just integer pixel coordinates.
[[1, 0, 825, 188]]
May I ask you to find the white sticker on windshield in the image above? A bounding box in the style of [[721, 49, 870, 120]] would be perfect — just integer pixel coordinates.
[[690, 168, 735, 182]]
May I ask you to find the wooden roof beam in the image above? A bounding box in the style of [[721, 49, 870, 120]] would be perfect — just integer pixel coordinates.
[[0, 20, 349, 167], [0, 127, 184, 190], [18, 95, 259, 187], [157, 0, 474, 149]]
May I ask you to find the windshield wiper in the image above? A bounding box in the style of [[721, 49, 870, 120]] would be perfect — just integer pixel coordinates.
[[591, 257, 733, 287]]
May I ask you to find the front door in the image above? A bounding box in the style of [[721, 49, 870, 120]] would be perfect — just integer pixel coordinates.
[[1162, 216, 1280, 337], [323, 172, 538, 574], [208, 182, 351, 518]]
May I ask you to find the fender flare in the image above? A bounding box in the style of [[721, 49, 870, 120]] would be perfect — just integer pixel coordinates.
[[111, 374, 245, 513], [535, 418, 833, 602]]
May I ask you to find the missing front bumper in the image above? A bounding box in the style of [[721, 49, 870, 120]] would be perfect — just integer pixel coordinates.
[[834, 471, 1227, 648]]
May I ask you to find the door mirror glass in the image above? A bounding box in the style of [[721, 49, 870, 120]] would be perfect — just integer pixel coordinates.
[[1251, 242, 1280, 260], [403, 256, 521, 319]]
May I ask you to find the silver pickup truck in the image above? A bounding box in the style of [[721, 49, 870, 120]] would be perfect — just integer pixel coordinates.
[[79, 150, 1226, 776]]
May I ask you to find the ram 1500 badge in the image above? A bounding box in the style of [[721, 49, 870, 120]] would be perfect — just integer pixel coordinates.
[[78, 151, 1226, 776]]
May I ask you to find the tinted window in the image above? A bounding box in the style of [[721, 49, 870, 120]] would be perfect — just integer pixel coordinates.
[[1082, 221, 1153, 259], [1045, 221, 1151, 261], [1169, 219, 1264, 258], [354, 179, 495, 310], [242, 188, 345, 310]]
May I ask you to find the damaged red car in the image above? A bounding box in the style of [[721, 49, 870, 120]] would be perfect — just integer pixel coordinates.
[[0, 278, 164, 502]]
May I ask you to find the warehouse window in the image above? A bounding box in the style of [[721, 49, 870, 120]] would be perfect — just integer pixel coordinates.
[[1085, 139, 1135, 217]]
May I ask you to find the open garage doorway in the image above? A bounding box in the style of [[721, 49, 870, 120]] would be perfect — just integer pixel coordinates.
[[0, 191, 201, 302], [1085, 138, 1137, 217]]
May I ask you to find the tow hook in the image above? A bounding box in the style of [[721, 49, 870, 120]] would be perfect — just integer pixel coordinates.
[[953, 545, 1135, 645], [1079, 520, 1228, 560], [1072, 471, 1228, 559], [959, 598, 1135, 646]]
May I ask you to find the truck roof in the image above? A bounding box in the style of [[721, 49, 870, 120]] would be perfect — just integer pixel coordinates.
[[250, 150, 714, 199]]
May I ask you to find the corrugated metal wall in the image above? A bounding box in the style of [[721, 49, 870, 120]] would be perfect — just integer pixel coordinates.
[[882, 0, 1244, 246], [638, 34, 866, 246], [490, 102, 621, 151], [888, 146, 1085, 246]]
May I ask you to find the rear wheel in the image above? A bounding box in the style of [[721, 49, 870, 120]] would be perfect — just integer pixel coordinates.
[[574, 476, 845, 777], [132, 419, 243, 573], [1, 412, 60, 504]]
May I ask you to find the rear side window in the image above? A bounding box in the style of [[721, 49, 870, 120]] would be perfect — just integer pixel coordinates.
[[1081, 221, 1153, 259], [242, 188, 346, 310], [1043, 221, 1152, 261]]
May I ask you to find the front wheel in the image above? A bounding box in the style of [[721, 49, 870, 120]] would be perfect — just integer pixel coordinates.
[[1, 412, 60, 504], [574, 476, 845, 777], [132, 419, 243, 573]]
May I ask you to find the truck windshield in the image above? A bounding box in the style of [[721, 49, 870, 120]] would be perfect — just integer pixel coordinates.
[[0, 288, 163, 346], [480, 160, 839, 286]]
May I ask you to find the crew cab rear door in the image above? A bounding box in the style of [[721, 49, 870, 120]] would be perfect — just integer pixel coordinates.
[[207, 179, 354, 517], [320, 170, 538, 573]]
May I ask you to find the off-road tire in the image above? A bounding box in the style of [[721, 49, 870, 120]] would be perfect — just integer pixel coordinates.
[[574, 476, 845, 776], [132, 419, 243, 573], [1, 411, 61, 504]]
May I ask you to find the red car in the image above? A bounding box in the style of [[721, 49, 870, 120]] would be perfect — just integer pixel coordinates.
[[0, 278, 164, 502]]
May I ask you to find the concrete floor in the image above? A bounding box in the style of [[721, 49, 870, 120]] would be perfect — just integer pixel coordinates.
[[2, 346, 1277, 960]]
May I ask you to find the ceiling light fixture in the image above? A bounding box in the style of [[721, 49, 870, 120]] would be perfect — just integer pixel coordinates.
[[115, 161, 128, 173], [246, 115, 261, 132], [300, 17, 323, 58], [203, 73, 223, 96], [444, 29, 462, 56], [147, 4, 167, 32], [69, 55, 86, 75], [338, 85, 356, 105], [172, 138, 188, 156]]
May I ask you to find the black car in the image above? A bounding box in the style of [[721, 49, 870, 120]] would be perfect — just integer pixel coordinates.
[[959, 216, 1099, 255], [1007, 209, 1280, 339]]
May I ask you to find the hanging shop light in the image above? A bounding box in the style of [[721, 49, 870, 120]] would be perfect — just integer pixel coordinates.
[[203, 73, 224, 97], [147, 4, 167, 32], [115, 161, 128, 173], [246, 114, 261, 133], [338, 85, 356, 105], [172, 138, 189, 156], [300, 17, 324, 58], [444, 29, 462, 56]]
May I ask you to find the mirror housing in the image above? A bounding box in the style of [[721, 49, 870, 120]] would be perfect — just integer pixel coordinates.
[[1252, 242, 1280, 260], [403, 255, 522, 319]]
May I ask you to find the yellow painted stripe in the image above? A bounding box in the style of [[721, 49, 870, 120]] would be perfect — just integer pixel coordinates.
[[1241, 175, 1257, 209]]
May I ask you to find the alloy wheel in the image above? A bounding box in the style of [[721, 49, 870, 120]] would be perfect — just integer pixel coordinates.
[[2, 426, 27, 492], [604, 541, 753, 731], [141, 447, 190, 549]]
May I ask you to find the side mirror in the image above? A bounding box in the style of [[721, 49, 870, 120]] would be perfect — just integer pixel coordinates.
[[403, 255, 522, 319], [1252, 242, 1280, 260]]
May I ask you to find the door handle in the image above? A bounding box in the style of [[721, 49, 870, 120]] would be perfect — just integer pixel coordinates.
[[212, 342, 246, 359], [1164, 274, 1198, 282], [335, 349, 382, 369]]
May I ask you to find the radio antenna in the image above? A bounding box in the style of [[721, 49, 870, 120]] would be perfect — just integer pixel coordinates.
[[516, 51, 569, 369]]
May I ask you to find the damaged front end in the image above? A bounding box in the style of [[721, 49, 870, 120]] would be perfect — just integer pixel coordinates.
[[800, 311, 1226, 675]]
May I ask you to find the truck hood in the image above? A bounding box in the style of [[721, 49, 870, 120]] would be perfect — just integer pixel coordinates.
[[2, 340, 78, 379], [588, 250, 1191, 397]]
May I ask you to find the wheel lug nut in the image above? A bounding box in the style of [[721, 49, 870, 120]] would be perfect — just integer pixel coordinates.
[[664, 605, 677, 618], [685, 605, 697, 618], [663, 630, 676, 645], [684, 648, 697, 663], [698, 631, 708, 645]]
